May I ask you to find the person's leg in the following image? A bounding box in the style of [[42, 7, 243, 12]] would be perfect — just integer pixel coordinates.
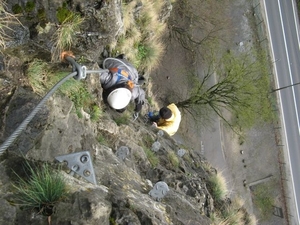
[[102, 89, 109, 104]]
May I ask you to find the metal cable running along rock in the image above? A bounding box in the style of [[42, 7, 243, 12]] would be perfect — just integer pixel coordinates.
[[0, 53, 108, 154]]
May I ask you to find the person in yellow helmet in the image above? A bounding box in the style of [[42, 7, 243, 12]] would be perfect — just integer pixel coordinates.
[[148, 103, 181, 136]]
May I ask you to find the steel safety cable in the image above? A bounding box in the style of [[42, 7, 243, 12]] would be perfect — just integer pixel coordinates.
[[0, 71, 77, 154], [0, 60, 109, 154]]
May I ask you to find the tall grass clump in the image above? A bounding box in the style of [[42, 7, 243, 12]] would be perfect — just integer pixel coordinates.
[[52, 13, 84, 61], [13, 162, 67, 216], [0, 0, 22, 50], [135, 39, 164, 71], [113, 0, 166, 72], [122, 0, 136, 32], [27, 59, 85, 97], [207, 172, 228, 202], [27, 59, 96, 118], [144, 147, 159, 167], [27, 59, 52, 95], [168, 151, 179, 168], [211, 197, 257, 225], [221, 198, 257, 225], [91, 105, 102, 121], [221, 207, 245, 225]]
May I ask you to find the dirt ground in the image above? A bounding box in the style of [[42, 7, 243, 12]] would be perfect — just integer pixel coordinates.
[[149, 0, 288, 224]]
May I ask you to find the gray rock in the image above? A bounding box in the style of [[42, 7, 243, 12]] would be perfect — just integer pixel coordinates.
[[151, 141, 161, 152], [116, 146, 130, 160], [149, 181, 169, 201]]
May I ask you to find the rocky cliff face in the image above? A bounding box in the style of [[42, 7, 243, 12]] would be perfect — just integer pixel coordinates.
[[1, 90, 215, 225], [0, 0, 220, 224]]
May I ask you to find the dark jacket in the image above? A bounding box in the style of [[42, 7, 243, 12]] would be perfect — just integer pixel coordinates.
[[100, 58, 145, 112]]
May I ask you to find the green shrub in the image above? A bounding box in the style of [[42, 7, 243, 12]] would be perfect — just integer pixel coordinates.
[[12, 4, 23, 14], [182, 153, 193, 164], [13, 162, 67, 216], [25, 1, 35, 13], [56, 2, 72, 24]]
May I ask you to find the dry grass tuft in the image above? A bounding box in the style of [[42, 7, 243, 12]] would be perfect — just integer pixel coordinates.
[[113, 0, 167, 72], [211, 197, 257, 225], [51, 14, 84, 62], [139, 39, 164, 72], [208, 171, 228, 202], [168, 150, 179, 167], [0, 0, 23, 50], [122, 0, 137, 33]]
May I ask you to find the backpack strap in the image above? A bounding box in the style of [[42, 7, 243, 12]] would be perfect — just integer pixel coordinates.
[[109, 68, 132, 80], [109, 67, 134, 89]]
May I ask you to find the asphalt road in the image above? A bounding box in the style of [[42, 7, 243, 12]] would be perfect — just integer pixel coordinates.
[[263, 0, 300, 224]]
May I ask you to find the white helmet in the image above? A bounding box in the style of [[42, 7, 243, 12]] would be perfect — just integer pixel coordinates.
[[107, 88, 132, 110]]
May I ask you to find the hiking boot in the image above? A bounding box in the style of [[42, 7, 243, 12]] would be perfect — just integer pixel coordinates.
[[116, 54, 126, 59]]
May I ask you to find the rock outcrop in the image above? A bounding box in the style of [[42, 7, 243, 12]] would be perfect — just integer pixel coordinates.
[[0, 82, 214, 224], [0, 0, 217, 224]]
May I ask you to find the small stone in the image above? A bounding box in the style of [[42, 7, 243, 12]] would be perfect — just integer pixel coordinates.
[[151, 141, 161, 152], [157, 130, 164, 137], [116, 146, 130, 160], [177, 149, 186, 157], [149, 181, 169, 201]]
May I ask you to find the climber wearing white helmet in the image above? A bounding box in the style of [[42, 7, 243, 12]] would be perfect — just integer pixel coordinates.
[[99, 55, 145, 117]]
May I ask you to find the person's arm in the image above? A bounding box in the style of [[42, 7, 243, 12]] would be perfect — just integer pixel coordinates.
[[132, 87, 145, 112]]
